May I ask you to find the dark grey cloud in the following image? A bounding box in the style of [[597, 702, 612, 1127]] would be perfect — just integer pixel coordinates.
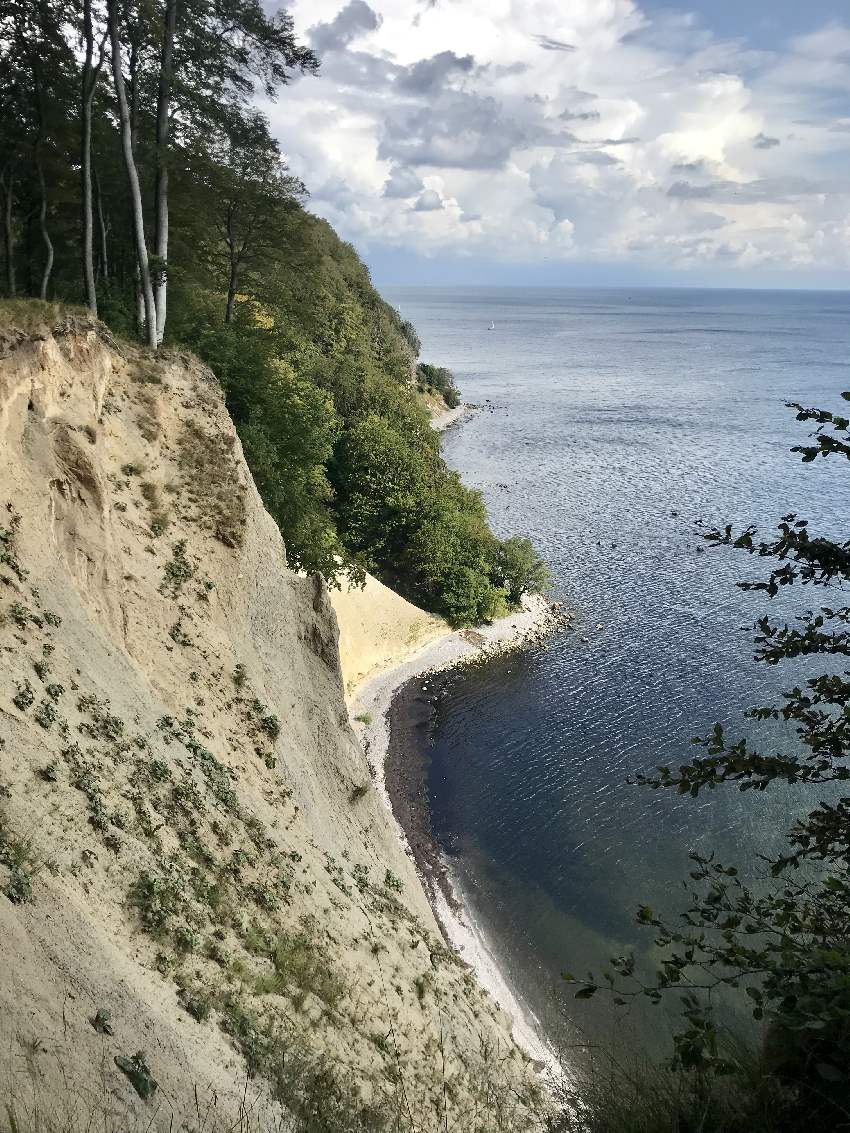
[[668, 175, 826, 202], [690, 211, 728, 231], [397, 50, 475, 93], [383, 165, 424, 199], [378, 90, 585, 170], [579, 151, 620, 165], [672, 159, 710, 173], [559, 108, 601, 122], [413, 189, 443, 211], [309, 1, 381, 54], [534, 35, 576, 53], [378, 90, 523, 169], [324, 49, 397, 89], [754, 132, 780, 149]]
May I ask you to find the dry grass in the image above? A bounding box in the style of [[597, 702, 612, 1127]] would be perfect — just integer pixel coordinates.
[[178, 420, 247, 548]]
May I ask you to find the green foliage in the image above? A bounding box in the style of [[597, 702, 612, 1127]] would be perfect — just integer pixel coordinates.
[[0, 504, 27, 582], [333, 416, 510, 625], [0, 814, 40, 904], [571, 390, 850, 1130], [553, 1042, 798, 1133], [417, 362, 460, 409], [399, 317, 421, 358], [495, 537, 549, 607]]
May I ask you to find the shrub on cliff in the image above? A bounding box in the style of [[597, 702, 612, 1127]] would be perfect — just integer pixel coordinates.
[[332, 415, 507, 624], [496, 537, 550, 608], [417, 362, 461, 409], [168, 294, 343, 578]]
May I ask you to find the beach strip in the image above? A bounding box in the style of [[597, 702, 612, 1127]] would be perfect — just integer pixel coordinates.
[[348, 592, 569, 1073]]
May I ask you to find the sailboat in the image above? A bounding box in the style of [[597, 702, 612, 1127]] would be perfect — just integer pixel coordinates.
[[488, 320, 495, 330]]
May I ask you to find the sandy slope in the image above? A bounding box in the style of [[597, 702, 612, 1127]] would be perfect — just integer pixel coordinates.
[[330, 573, 447, 700], [0, 315, 548, 1131]]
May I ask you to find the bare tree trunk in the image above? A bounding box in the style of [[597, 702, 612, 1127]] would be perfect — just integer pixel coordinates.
[[0, 166, 15, 297], [94, 165, 108, 281], [224, 206, 238, 323], [225, 273, 237, 323], [136, 266, 145, 330], [80, 0, 105, 314], [108, 0, 156, 349], [153, 0, 177, 344], [81, 107, 96, 310], [35, 158, 53, 300], [27, 44, 54, 300]]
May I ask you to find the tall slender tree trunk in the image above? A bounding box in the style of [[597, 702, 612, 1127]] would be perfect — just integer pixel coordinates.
[[224, 207, 238, 323], [80, 0, 102, 314], [28, 45, 53, 300], [35, 158, 53, 300], [153, 0, 177, 344], [94, 165, 108, 281], [1, 166, 17, 298], [81, 105, 96, 310], [108, 0, 156, 349], [225, 273, 237, 323]]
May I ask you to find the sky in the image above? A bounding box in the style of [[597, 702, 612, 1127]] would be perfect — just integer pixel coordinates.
[[265, 0, 850, 288]]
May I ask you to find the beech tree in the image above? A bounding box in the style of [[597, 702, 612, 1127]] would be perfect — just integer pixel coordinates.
[[80, 0, 108, 313], [107, 0, 157, 346], [0, 0, 317, 348], [0, 0, 75, 301], [145, 0, 318, 342]]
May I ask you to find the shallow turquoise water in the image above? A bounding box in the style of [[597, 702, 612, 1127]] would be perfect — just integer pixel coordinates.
[[386, 286, 850, 1055]]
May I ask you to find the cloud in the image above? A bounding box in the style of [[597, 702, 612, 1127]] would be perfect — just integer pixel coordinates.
[[668, 176, 826, 202], [276, 2, 850, 274], [396, 50, 475, 93], [378, 90, 527, 169], [534, 35, 576, 53], [383, 165, 424, 198], [559, 108, 601, 122], [308, 0, 381, 54], [413, 189, 444, 211], [579, 151, 620, 166]]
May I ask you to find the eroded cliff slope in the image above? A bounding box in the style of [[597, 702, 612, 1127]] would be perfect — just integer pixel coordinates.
[[0, 313, 544, 1131]]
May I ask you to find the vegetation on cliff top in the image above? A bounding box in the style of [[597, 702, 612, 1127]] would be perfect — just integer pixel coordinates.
[[0, 0, 543, 626]]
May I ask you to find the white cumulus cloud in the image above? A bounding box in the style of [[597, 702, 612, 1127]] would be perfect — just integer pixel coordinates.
[[263, 1, 850, 274]]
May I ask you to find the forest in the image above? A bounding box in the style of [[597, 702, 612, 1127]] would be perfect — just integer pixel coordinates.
[[0, 0, 546, 626]]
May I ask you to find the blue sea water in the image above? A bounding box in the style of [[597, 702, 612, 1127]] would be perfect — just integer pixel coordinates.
[[385, 286, 850, 1057]]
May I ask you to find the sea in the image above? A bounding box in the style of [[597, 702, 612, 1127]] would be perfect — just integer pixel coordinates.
[[384, 286, 850, 1062]]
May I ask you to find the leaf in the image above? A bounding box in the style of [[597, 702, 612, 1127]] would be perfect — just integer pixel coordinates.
[[574, 986, 597, 1000], [815, 1062, 846, 1083]]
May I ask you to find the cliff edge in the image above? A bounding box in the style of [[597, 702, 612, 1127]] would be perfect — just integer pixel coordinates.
[[0, 314, 544, 1131]]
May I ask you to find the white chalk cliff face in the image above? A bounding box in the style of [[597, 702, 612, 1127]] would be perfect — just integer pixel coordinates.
[[0, 316, 545, 1129]]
